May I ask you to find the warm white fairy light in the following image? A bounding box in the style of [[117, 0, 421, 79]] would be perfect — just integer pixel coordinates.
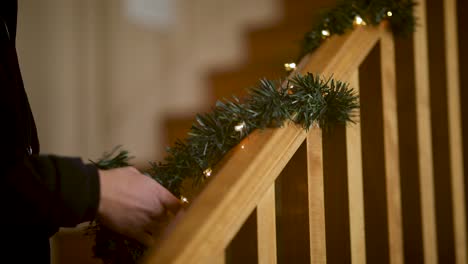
[[180, 196, 189, 204], [284, 62, 296, 71], [387, 11, 393, 17], [203, 168, 212, 177], [354, 15, 366, 26], [241, 145, 245, 149], [234, 121, 246, 132], [321, 29, 330, 37]]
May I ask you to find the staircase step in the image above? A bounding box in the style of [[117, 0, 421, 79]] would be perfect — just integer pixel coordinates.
[[246, 22, 311, 62], [282, 0, 339, 20], [208, 60, 287, 101], [163, 114, 197, 147]]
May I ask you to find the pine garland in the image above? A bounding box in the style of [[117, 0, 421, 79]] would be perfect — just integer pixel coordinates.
[[86, 0, 415, 263], [86, 73, 359, 263], [299, 0, 415, 60]]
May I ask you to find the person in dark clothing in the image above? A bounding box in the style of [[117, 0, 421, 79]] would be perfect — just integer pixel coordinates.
[[1, 1, 180, 262]]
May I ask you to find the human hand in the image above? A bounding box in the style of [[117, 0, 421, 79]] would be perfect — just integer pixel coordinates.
[[97, 167, 181, 247]]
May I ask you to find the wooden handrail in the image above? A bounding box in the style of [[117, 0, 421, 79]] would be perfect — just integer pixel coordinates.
[[143, 125, 306, 263], [140, 0, 468, 262], [142, 23, 386, 264]]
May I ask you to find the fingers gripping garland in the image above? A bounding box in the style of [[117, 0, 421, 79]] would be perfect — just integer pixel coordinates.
[[86, 0, 415, 263]]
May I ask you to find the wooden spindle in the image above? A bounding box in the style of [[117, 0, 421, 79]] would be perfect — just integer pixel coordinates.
[[307, 128, 327, 263], [257, 185, 277, 264], [413, 0, 438, 262], [380, 30, 404, 264], [346, 70, 366, 264], [444, 0, 467, 263]]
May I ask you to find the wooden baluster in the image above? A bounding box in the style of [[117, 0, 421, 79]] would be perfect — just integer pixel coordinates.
[[444, 0, 467, 263], [257, 185, 277, 264], [413, 0, 438, 262], [380, 30, 404, 264], [346, 70, 366, 264], [307, 128, 327, 263]]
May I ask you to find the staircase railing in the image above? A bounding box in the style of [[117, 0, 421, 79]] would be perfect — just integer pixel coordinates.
[[142, 0, 467, 262]]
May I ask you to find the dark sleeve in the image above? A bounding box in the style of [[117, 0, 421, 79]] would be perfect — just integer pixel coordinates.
[[1, 155, 100, 230], [0, 50, 100, 232], [1, 0, 100, 233]]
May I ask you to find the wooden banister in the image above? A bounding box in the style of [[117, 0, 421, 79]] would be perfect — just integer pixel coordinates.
[[144, 124, 306, 263], [299, 23, 381, 80], [143, 0, 467, 262], [143, 23, 387, 264], [143, 124, 306, 263]]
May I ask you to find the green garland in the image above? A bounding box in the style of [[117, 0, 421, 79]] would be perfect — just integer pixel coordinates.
[[298, 0, 415, 60], [86, 0, 415, 263]]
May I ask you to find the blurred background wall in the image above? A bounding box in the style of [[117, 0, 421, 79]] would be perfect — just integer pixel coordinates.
[[16, 0, 279, 166], [15, 0, 280, 262]]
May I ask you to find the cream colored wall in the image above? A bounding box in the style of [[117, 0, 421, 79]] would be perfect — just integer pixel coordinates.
[[17, 0, 106, 160], [16, 0, 279, 166], [16, 0, 280, 262]]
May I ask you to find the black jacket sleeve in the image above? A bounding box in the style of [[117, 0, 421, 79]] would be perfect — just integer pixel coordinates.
[[1, 0, 100, 236], [2, 155, 100, 233]]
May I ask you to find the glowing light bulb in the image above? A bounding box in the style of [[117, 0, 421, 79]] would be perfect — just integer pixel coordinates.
[[354, 15, 366, 26], [321, 29, 330, 37], [284, 62, 296, 71], [204, 168, 212, 177], [234, 121, 246, 132], [387, 11, 393, 17], [241, 145, 245, 149], [181, 196, 189, 204]]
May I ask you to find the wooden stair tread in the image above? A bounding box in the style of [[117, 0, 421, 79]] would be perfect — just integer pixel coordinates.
[[209, 61, 287, 100], [163, 114, 197, 147], [282, 0, 339, 19], [246, 23, 310, 61]]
